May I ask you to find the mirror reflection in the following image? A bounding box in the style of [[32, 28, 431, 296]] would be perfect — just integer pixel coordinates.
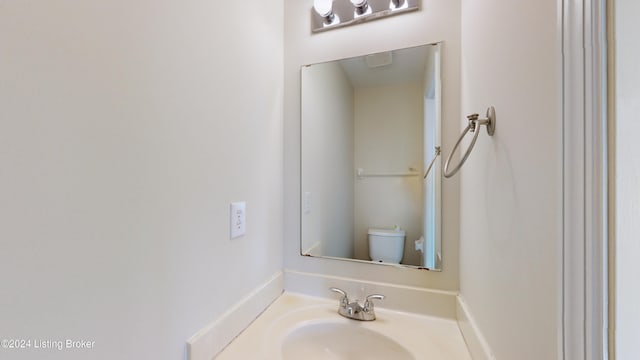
[[301, 43, 442, 270]]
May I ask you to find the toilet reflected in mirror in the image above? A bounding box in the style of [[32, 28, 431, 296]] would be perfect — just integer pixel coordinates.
[[368, 227, 405, 264]]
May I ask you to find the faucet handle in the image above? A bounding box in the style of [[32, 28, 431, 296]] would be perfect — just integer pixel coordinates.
[[363, 294, 385, 313], [330, 287, 349, 306]]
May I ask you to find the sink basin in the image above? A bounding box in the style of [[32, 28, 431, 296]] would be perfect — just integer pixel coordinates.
[[214, 293, 472, 360], [282, 322, 414, 360]]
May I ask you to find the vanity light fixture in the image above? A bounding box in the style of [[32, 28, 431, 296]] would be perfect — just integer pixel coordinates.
[[311, 0, 420, 33], [313, 0, 339, 25]]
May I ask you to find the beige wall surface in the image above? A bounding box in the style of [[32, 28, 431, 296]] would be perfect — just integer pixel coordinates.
[[354, 83, 424, 266], [0, 1, 284, 359], [458, 0, 561, 358], [301, 62, 354, 258]]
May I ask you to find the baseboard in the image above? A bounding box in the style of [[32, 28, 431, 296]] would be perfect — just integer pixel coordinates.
[[187, 271, 284, 360], [456, 295, 496, 360], [284, 269, 458, 319]]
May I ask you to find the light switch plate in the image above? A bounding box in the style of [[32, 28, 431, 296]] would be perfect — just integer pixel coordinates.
[[230, 201, 246, 239]]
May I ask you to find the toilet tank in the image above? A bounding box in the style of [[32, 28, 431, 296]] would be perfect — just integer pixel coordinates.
[[368, 228, 405, 263]]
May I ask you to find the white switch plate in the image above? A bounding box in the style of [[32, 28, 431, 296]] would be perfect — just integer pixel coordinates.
[[230, 201, 246, 239]]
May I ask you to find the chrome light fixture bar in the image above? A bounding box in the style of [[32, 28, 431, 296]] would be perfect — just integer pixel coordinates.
[[311, 0, 419, 33]]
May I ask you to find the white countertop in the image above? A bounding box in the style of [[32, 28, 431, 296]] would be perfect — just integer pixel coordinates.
[[216, 292, 472, 359]]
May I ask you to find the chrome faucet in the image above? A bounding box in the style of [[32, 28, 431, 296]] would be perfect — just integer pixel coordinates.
[[330, 288, 385, 321]]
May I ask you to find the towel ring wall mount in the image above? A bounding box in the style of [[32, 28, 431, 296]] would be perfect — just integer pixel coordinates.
[[443, 106, 496, 178]]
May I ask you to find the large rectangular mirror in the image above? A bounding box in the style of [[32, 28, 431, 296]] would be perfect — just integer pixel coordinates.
[[301, 42, 442, 270]]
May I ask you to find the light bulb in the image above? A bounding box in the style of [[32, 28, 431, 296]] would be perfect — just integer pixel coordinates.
[[390, 0, 408, 10], [313, 0, 333, 17]]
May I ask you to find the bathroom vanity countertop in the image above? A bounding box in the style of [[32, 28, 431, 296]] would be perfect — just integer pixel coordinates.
[[215, 292, 471, 359]]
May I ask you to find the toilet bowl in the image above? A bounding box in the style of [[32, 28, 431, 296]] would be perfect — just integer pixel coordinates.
[[368, 228, 405, 263]]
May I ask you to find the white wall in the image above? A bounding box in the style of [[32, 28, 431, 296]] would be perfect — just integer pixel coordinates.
[[458, 0, 560, 358], [0, 1, 283, 359], [613, 0, 640, 356], [284, 0, 461, 290], [301, 62, 354, 258], [353, 83, 424, 266]]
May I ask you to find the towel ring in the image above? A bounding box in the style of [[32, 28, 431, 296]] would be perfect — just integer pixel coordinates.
[[443, 106, 496, 178]]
